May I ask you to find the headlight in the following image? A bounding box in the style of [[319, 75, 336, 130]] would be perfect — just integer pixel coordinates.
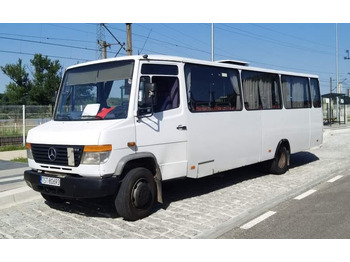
[[26, 143, 33, 159], [81, 145, 112, 165]]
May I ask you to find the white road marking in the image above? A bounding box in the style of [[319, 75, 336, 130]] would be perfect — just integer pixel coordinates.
[[240, 211, 276, 230], [327, 175, 343, 183], [0, 175, 23, 183], [0, 167, 27, 177], [294, 189, 317, 200]]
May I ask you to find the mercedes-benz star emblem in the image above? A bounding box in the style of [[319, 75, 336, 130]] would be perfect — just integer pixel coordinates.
[[48, 147, 57, 161]]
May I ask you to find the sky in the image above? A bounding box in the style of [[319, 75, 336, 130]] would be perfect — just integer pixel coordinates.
[[1, 22, 350, 95]]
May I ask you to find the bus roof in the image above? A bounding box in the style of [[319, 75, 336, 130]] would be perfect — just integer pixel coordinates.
[[66, 54, 319, 78]]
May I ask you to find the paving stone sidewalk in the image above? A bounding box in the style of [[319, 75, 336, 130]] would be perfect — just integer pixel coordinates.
[[0, 128, 349, 239]]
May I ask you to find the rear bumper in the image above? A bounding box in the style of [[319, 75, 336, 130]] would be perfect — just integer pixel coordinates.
[[24, 170, 120, 199]]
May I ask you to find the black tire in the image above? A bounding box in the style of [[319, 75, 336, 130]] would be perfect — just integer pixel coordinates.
[[263, 145, 290, 175], [115, 167, 156, 221], [41, 193, 66, 203]]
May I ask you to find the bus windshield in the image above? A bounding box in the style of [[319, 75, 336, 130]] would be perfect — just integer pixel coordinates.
[[54, 60, 134, 121]]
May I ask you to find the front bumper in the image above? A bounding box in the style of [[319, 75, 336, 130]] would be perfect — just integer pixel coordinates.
[[24, 170, 120, 199]]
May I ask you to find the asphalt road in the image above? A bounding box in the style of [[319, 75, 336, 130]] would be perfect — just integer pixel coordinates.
[[0, 159, 27, 171], [219, 169, 350, 238]]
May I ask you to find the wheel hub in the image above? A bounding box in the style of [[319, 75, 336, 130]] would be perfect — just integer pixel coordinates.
[[278, 151, 286, 168], [132, 179, 151, 209]]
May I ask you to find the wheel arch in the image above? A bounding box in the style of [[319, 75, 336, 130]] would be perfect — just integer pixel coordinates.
[[275, 139, 290, 154]]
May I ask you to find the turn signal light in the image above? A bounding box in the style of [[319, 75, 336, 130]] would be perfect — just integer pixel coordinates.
[[127, 142, 136, 147], [83, 144, 112, 152], [26, 143, 33, 159]]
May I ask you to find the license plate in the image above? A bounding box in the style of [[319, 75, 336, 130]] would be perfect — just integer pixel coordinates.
[[40, 176, 61, 187]]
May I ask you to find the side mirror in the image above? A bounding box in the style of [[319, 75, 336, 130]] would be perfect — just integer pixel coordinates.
[[144, 83, 157, 106], [138, 83, 158, 118]]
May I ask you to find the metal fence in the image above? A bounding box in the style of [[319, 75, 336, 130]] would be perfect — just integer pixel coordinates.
[[322, 102, 349, 125], [0, 105, 52, 147]]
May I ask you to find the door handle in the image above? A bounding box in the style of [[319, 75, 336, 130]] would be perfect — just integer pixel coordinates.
[[177, 125, 187, 131]]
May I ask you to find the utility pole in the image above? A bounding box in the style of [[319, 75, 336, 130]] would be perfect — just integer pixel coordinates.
[[97, 24, 111, 59], [98, 40, 111, 59], [126, 23, 132, 55], [211, 23, 214, 62], [330, 77, 332, 93], [336, 24, 339, 93], [96, 24, 106, 59], [102, 23, 126, 57], [336, 23, 340, 123]]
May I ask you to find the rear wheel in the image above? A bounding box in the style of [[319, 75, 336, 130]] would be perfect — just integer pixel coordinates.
[[262, 145, 290, 175], [115, 167, 156, 221]]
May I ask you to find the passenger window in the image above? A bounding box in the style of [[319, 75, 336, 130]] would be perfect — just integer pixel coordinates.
[[281, 76, 311, 109], [310, 78, 321, 108], [241, 71, 281, 110], [184, 64, 242, 112]]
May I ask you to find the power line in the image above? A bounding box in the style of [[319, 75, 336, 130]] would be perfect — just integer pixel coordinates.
[[44, 23, 95, 35], [0, 32, 96, 44], [0, 49, 90, 62], [160, 23, 209, 48], [106, 24, 211, 57], [139, 28, 152, 54], [249, 23, 334, 49], [101, 23, 126, 54], [217, 24, 334, 56], [0, 33, 333, 76], [1, 24, 343, 81], [0, 36, 97, 53]]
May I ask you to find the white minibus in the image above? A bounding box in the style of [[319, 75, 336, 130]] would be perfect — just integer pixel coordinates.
[[24, 55, 323, 220]]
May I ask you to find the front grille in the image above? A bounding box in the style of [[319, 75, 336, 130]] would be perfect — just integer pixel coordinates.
[[31, 144, 84, 167]]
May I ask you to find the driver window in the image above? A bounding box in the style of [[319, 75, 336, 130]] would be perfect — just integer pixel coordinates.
[[139, 63, 180, 114], [153, 76, 179, 113]]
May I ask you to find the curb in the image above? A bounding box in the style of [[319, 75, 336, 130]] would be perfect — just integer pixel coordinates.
[[0, 186, 41, 210]]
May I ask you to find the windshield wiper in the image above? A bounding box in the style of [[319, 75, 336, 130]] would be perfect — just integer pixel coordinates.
[[81, 115, 106, 120], [55, 114, 72, 121]]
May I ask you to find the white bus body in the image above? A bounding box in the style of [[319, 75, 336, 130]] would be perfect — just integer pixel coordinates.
[[24, 55, 323, 220]]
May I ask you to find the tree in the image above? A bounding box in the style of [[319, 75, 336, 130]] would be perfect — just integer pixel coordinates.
[[0, 59, 31, 104], [1, 54, 62, 105], [29, 54, 62, 105]]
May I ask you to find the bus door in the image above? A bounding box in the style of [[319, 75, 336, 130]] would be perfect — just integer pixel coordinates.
[[135, 63, 188, 180]]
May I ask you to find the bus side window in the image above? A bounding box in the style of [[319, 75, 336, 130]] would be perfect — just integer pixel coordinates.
[[185, 64, 242, 112], [310, 78, 321, 108], [281, 75, 311, 109], [242, 71, 281, 110]]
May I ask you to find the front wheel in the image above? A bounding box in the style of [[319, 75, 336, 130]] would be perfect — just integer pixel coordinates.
[[115, 167, 156, 221]]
